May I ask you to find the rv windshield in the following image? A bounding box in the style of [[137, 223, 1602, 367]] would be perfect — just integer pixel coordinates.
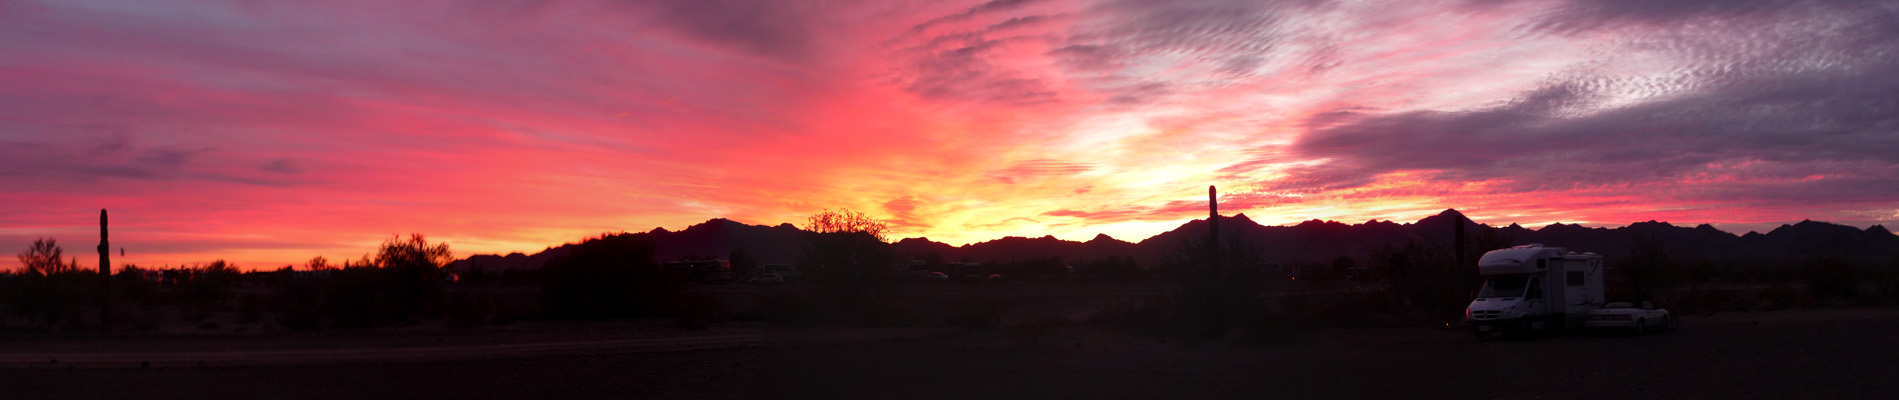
[[1477, 276, 1530, 298]]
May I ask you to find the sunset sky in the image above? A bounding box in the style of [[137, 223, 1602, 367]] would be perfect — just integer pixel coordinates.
[[4, 0, 1897, 270]]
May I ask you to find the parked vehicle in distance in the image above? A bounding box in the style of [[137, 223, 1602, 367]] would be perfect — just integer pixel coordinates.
[[926, 272, 950, 282], [748, 273, 784, 285], [984, 274, 1003, 283], [1465, 244, 1606, 340], [1586, 301, 1673, 335], [759, 263, 802, 281]]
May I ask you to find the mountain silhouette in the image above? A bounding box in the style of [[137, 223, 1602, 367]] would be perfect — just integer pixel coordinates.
[[451, 218, 807, 272], [452, 210, 1899, 272]]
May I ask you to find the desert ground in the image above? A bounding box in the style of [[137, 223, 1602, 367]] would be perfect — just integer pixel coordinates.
[[4, 283, 1898, 399]]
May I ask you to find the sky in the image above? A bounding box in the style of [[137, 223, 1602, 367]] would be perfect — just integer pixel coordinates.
[[3, 0, 1897, 270]]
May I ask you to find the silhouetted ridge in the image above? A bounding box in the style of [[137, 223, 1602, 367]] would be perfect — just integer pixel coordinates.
[[454, 214, 1899, 273], [1868, 225, 1893, 237]]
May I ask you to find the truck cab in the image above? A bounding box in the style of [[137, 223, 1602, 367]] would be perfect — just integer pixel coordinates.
[[1465, 245, 1603, 338]]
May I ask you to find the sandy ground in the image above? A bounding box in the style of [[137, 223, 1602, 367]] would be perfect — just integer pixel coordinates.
[[4, 288, 1899, 399]]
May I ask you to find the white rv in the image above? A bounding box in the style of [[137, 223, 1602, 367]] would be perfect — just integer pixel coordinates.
[[1465, 244, 1604, 338]]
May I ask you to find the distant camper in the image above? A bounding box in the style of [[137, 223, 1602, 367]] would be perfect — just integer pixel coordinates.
[[759, 263, 802, 281], [664, 258, 733, 283]]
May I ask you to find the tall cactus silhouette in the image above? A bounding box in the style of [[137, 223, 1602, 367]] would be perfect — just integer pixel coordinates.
[[1208, 185, 1219, 269], [98, 209, 110, 327]]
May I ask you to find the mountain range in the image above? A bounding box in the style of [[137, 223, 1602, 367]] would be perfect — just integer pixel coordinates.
[[450, 210, 1899, 272]]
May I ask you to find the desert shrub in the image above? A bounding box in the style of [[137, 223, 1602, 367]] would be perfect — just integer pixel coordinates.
[[323, 266, 396, 328], [3, 271, 95, 326], [803, 230, 900, 315], [540, 233, 677, 319], [801, 209, 904, 319], [267, 268, 323, 330], [114, 265, 154, 305], [181, 260, 239, 306], [374, 234, 453, 318]]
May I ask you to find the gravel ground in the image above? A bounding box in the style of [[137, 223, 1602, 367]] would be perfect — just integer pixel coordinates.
[[4, 307, 1899, 399]]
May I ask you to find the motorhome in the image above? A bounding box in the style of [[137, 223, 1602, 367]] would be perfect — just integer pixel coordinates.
[[1465, 244, 1604, 338]]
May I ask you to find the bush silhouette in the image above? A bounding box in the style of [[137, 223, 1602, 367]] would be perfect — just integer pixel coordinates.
[[15, 238, 76, 276], [318, 234, 452, 327], [3, 270, 94, 327], [183, 260, 239, 305], [801, 209, 900, 320], [377, 234, 451, 317], [540, 233, 678, 319], [324, 266, 396, 328]]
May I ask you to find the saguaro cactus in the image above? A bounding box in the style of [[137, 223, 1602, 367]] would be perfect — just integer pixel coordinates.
[[99, 209, 110, 327], [1205, 186, 1225, 336], [1208, 185, 1220, 278]]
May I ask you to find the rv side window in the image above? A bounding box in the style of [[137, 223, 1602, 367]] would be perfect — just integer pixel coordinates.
[[1527, 279, 1543, 299], [1567, 270, 1584, 287], [1537, 259, 1546, 269]]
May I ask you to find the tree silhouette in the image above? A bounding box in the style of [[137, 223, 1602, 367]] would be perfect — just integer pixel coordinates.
[[804, 208, 888, 240], [541, 233, 675, 319], [305, 256, 333, 271], [8, 238, 90, 325], [801, 208, 897, 316], [318, 235, 453, 327], [16, 237, 74, 276], [184, 260, 239, 305], [375, 234, 453, 272], [375, 233, 452, 318]]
